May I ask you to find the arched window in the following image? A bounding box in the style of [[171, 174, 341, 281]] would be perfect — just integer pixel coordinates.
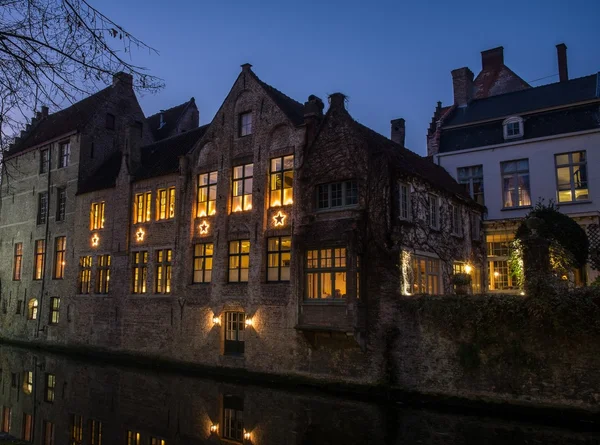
[[27, 299, 38, 320], [503, 116, 524, 140]]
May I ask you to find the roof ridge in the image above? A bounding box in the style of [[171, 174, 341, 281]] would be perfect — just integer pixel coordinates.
[[141, 123, 209, 150], [250, 71, 304, 125], [147, 98, 193, 119]]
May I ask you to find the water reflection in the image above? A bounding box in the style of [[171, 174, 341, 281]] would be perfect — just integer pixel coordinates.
[[0, 345, 597, 445]]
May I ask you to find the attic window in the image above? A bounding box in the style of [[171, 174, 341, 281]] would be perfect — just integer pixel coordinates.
[[239, 112, 252, 137], [503, 116, 523, 140], [106, 113, 115, 130]]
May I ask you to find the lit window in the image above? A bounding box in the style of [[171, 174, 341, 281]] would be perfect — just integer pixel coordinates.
[[232, 164, 253, 212], [228, 240, 250, 282], [53, 236, 66, 279], [90, 420, 102, 445], [43, 421, 55, 445], [70, 414, 83, 445], [22, 413, 33, 441], [1, 407, 10, 433], [155, 249, 172, 294], [34, 240, 46, 280], [317, 181, 358, 210], [156, 187, 176, 220], [59, 141, 70, 168], [428, 194, 439, 229], [267, 236, 291, 282], [126, 430, 141, 445], [487, 232, 518, 291], [223, 395, 244, 440], [501, 159, 530, 208], [134, 192, 152, 223], [193, 243, 213, 283], [45, 373, 56, 402], [27, 299, 38, 320], [13, 243, 22, 281], [22, 371, 33, 394], [410, 256, 441, 295], [40, 148, 49, 173], [49, 297, 60, 324], [239, 112, 252, 137], [449, 205, 462, 236], [89, 202, 105, 230], [56, 188, 67, 221], [78, 256, 92, 294], [224, 313, 245, 355], [132, 251, 148, 294], [555, 151, 588, 203], [457, 165, 484, 206], [305, 248, 347, 299], [399, 183, 411, 220], [270, 155, 294, 207], [503, 116, 523, 139], [197, 171, 218, 217], [37, 192, 48, 225], [96, 255, 110, 294], [150, 438, 166, 445]]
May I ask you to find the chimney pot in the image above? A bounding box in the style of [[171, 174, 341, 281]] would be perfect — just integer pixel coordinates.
[[328, 93, 346, 110], [303, 94, 324, 117], [41, 106, 48, 117], [481, 46, 504, 70], [556, 43, 569, 82], [451, 67, 474, 107], [241, 63, 253, 72], [113, 71, 133, 88], [390, 118, 406, 147]]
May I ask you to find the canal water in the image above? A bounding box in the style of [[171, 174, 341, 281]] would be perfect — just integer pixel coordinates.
[[0, 345, 597, 445]]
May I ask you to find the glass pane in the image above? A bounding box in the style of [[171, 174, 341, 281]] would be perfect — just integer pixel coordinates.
[[281, 236, 291, 250], [555, 154, 569, 165], [271, 158, 281, 172], [199, 173, 208, 185], [573, 165, 587, 188], [232, 196, 242, 212], [229, 270, 238, 282], [320, 273, 332, 298], [209, 171, 218, 183], [229, 242, 239, 254], [268, 238, 279, 251], [556, 167, 571, 186], [233, 166, 243, 179], [283, 187, 293, 205], [268, 268, 279, 281], [334, 272, 347, 298], [280, 266, 290, 281], [283, 171, 294, 188], [240, 269, 248, 282], [206, 244, 214, 255], [241, 240, 250, 253], [268, 253, 279, 267], [244, 164, 253, 177], [244, 194, 252, 211], [517, 159, 528, 171], [331, 184, 342, 207], [271, 173, 282, 191], [283, 155, 294, 169]]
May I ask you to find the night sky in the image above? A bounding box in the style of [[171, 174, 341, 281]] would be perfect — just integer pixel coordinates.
[[100, 0, 600, 155]]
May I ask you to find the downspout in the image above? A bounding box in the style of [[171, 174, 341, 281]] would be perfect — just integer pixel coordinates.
[[36, 143, 52, 338]]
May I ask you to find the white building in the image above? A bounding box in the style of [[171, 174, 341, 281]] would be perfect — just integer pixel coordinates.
[[427, 44, 600, 290]]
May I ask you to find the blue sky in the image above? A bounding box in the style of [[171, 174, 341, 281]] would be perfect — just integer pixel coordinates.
[[100, 0, 600, 155]]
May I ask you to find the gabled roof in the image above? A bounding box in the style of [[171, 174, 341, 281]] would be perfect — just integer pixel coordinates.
[[147, 98, 196, 141], [6, 86, 113, 158], [445, 73, 600, 127], [77, 151, 123, 195], [473, 65, 530, 99], [135, 124, 209, 180], [251, 72, 304, 125]]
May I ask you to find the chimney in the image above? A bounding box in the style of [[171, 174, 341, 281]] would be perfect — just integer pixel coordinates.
[[241, 63, 253, 73], [451, 67, 474, 107], [41, 106, 48, 118], [390, 118, 405, 147], [328, 93, 346, 111], [303, 95, 324, 146], [113, 71, 133, 89], [556, 43, 568, 82], [481, 47, 504, 71]]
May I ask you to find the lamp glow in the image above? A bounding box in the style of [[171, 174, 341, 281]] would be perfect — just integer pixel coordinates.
[[243, 430, 251, 440], [210, 424, 218, 433], [91, 234, 100, 247], [245, 317, 253, 327], [493, 271, 500, 278], [465, 264, 472, 274], [213, 315, 220, 325], [199, 220, 210, 235]]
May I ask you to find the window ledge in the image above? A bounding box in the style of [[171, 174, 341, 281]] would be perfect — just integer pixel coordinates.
[[501, 205, 532, 212], [302, 299, 346, 305], [315, 206, 359, 214], [556, 200, 592, 206]]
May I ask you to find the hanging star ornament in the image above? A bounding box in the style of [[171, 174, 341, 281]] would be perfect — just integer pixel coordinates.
[[199, 220, 210, 234], [136, 227, 145, 242], [273, 211, 286, 227], [91, 233, 100, 247]]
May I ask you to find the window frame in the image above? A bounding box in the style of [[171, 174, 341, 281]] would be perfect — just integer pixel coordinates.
[[89, 202, 105, 230], [44, 373, 56, 402], [457, 165, 484, 206], [228, 240, 250, 283], [316, 180, 358, 211], [58, 141, 70, 168], [428, 194, 440, 230], [56, 187, 67, 222], [126, 430, 141, 445], [22, 413, 33, 441], [269, 155, 294, 207], [239, 111, 252, 137], [134, 192, 152, 224], [222, 395, 244, 441], [132, 251, 148, 294], [156, 187, 176, 220], [449, 204, 462, 237], [305, 247, 348, 300], [155, 249, 172, 294], [554, 150, 589, 203], [89, 420, 102, 445], [70, 414, 83, 444], [37, 192, 48, 225], [13, 242, 23, 281], [33, 239, 46, 280], [410, 255, 442, 295], [40, 148, 49, 174], [267, 236, 291, 282], [197, 171, 218, 217], [27, 299, 38, 320], [399, 182, 411, 220], [49, 297, 60, 325], [502, 116, 524, 140], [22, 371, 33, 395], [53, 236, 66, 279], [78, 256, 92, 294], [231, 163, 253, 213], [193, 243, 213, 284], [1, 407, 10, 433], [96, 255, 110, 294], [43, 421, 55, 445], [501, 159, 531, 209], [224, 312, 245, 355]]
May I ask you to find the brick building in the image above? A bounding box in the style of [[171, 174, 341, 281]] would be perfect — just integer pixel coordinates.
[[0, 65, 482, 383]]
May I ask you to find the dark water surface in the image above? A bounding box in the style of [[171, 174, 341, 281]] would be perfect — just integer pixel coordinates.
[[0, 345, 598, 445]]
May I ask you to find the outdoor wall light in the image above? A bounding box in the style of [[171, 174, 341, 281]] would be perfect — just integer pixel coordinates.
[[493, 271, 500, 278], [210, 424, 218, 433], [245, 317, 253, 327], [243, 430, 251, 440], [213, 314, 221, 325], [465, 264, 473, 274], [91, 233, 100, 247]]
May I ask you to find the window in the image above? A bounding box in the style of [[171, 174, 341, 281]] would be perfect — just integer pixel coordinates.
[[399, 183, 411, 220], [223, 395, 244, 441], [13, 243, 22, 281], [59, 141, 70, 168], [45, 374, 56, 402], [197, 171, 218, 217], [2, 407, 10, 433], [224, 312, 245, 355], [267, 236, 291, 281], [503, 116, 523, 139], [49, 297, 60, 324], [450, 205, 462, 236], [270, 155, 294, 207], [27, 299, 38, 320], [487, 232, 517, 291], [501, 159, 531, 208], [96, 255, 110, 294], [34, 240, 45, 280], [53, 236, 66, 279], [132, 251, 148, 294], [555, 151, 588, 203], [150, 438, 165, 445], [317, 181, 358, 210], [56, 188, 67, 221], [428, 194, 439, 229], [228, 240, 250, 282], [126, 431, 141, 445], [410, 256, 441, 295], [78, 256, 92, 294], [43, 421, 54, 445], [38, 192, 48, 225], [155, 249, 172, 294], [134, 192, 152, 223], [305, 248, 347, 299], [90, 420, 102, 445], [156, 187, 176, 220], [457, 165, 484, 205], [22, 371, 33, 394], [23, 413, 33, 441], [70, 414, 83, 445], [105, 113, 115, 130], [193, 243, 213, 283], [239, 112, 252, 137], [90, 202, 105, 230], [232, 163, 253, 212], [40, 149, 49, 173]]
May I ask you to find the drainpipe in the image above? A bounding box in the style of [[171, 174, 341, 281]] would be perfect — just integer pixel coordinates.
[[36, 143, 52, 338]]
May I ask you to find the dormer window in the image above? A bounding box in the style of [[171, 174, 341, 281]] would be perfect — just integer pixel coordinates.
[[503, 116, 523, 140]]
